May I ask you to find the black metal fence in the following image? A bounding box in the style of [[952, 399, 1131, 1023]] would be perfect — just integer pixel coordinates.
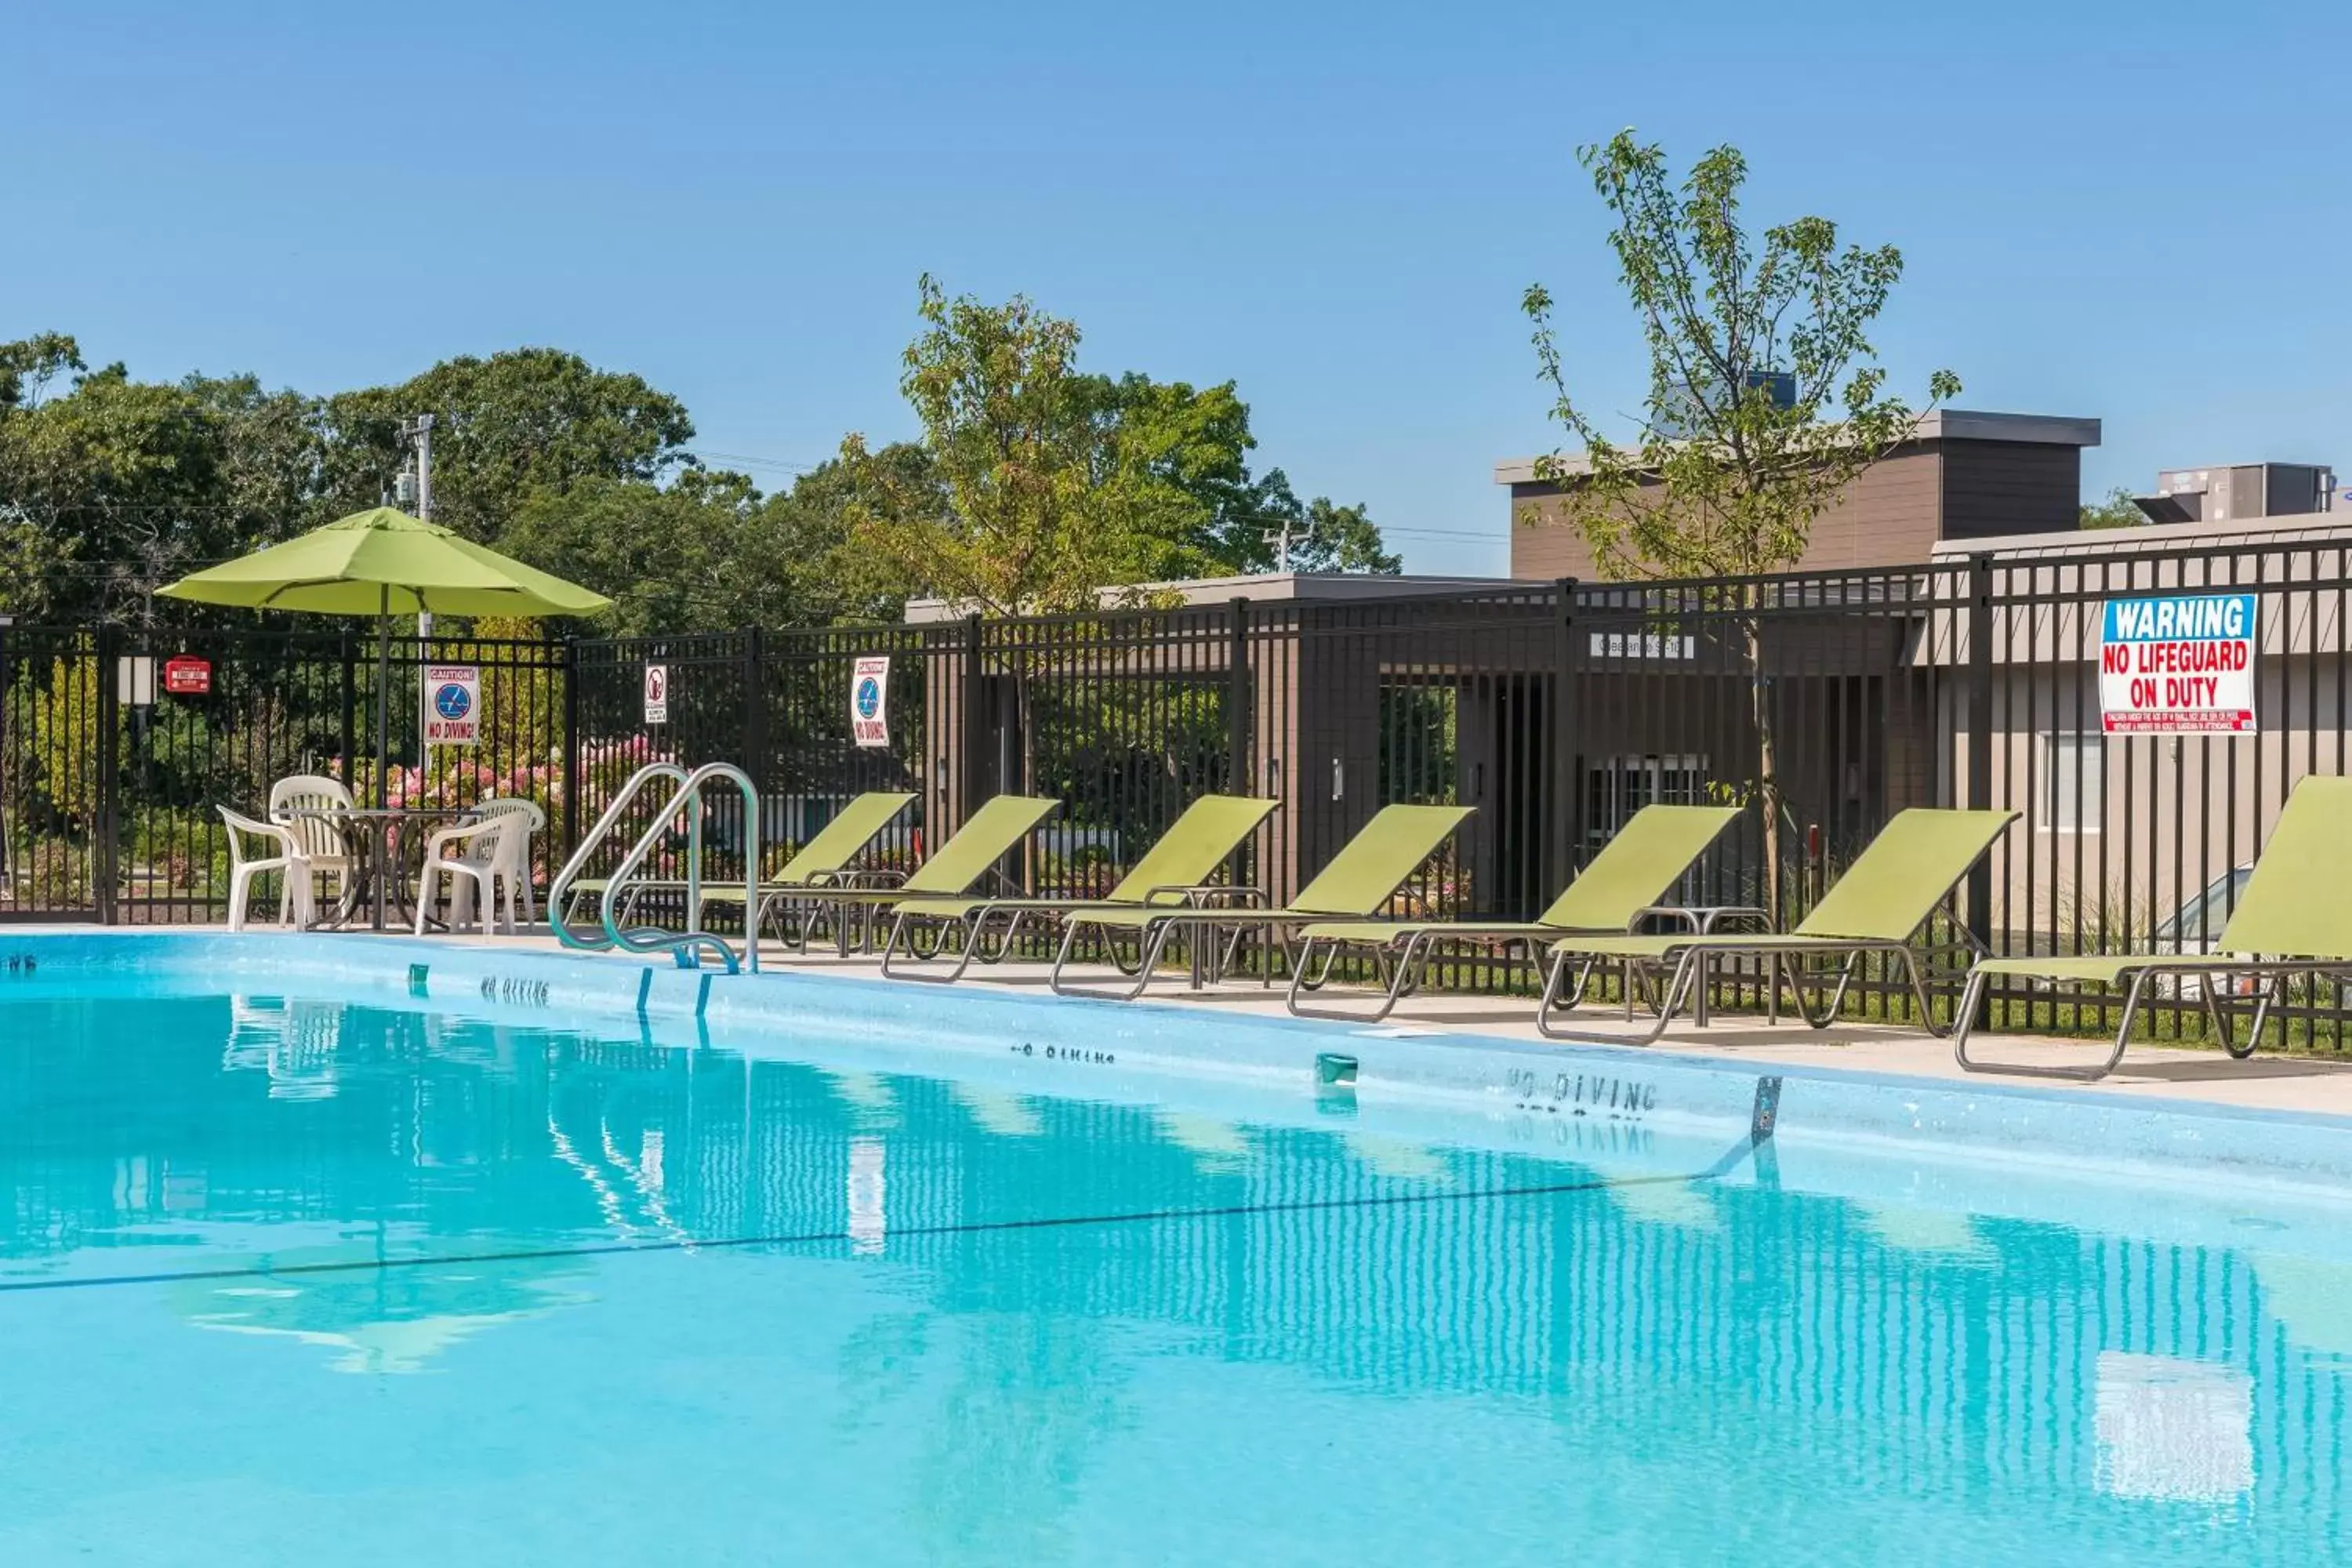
[[0, 624, 564, 923], [5, 531, 2347, 1046]]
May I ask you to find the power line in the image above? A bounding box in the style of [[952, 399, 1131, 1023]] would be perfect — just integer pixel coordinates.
[[1377, 526, 1506, 542], [684, 448, 820, 475]]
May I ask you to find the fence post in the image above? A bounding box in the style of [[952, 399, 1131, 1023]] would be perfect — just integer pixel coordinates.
[[741, 625, 767, 787], [1225, 597, 1251, 793], [1965, 552, 1995, 987], [1224, 597, 1254, 903], [1549, 577, 1578, 895], [561, 636, 582, 858], [959, 611, 985, 827], [95, 624, 122, 925]]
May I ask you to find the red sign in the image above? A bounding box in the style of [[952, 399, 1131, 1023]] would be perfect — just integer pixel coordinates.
[[162, 656, 212, 696]]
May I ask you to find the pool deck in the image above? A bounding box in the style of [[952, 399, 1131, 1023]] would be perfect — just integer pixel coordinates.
[[38, 923, 2352, 1121], [731, 948, 2352, 1118]]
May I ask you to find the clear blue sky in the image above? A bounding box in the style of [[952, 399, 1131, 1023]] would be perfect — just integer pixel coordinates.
[[7, 0, 2348, 573]]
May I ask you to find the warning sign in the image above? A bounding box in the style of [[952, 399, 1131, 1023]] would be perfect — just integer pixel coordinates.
[[2098, 593, 2258, 734], [423, 664, 481, 746], [851, 655, 890, 748], [644, 664, 670, 725]]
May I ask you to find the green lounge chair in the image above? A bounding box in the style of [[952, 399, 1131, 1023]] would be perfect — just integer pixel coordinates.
[[1955, 774, 2352, 1081], [1047, 802, 1475, 1001], [1284, 803, 1747, 1022], [878, 793, 1280, 982], [1534, 807, 2019, 1044], [758, 793, 1061, 955], [559, 790, 916, 935], [742, 790, 921, 949]]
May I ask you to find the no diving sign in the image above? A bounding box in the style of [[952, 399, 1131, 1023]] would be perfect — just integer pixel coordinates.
[[644, 664, 670, 725], [423, 664, 480, 746], [2099, 593, 2258, 734], [851, 655, 890, 747]]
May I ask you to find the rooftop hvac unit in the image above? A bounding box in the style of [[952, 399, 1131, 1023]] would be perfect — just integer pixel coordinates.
[[2135, 463, 2336, 524]]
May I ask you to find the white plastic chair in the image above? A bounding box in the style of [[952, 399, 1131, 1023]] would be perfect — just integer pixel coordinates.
[[268, 774, 360, 920], [415, 816, 514, 937], [219, 806, 315, 932], [465, 797, 547, 924]]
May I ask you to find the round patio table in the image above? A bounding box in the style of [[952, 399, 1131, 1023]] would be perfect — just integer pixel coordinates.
[[278, 806, 481, 931]]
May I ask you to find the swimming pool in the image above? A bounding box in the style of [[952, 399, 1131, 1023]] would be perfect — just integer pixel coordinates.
[[3, 934, 2349, 1563]]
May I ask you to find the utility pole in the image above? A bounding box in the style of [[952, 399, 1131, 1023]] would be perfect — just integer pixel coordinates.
[[1262, 514, 1295, 575], [401, 412, 435, 615]]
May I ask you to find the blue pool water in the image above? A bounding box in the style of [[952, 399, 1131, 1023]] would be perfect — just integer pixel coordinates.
[[2, 956, 2350, 1563]]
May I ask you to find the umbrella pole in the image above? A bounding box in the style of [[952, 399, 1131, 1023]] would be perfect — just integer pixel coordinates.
[[374, 590, 391, 931], [374, 591, 390, 811]]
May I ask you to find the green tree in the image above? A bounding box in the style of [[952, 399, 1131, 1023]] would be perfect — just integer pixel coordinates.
[[3, 318, 1387, 633], [0, 332, 83, 412], [319, 347, 695, 544], [0, 347, 234, 622], [1250, 470, 1400, 574], [2079, 485, 2144, 530], [1098, 376, 1397, 576], [503, 469, 789, 636], [0, 336, 335, 622], [763, 443, 944, 623], [1523, 131, 1959, 915], [1094, 372, 1256, 578], [842, 281, 1397, 612], [183, 372, 332, 547], [0, 335, 85, 615], [840, 277, 1151, 615]]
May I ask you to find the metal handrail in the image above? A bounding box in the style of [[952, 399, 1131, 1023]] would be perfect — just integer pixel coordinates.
[[598, 762, 761, 975], [548, 761, 689, 953]]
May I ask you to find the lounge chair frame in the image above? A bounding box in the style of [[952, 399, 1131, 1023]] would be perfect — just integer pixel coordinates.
[[1040, 808, 1458, 1006], [1043, 889, 1288, 1000], [1285, 904, 1756, 1024], [1042, 802, 1472, 1002], [1953, 960, 2352, 1081], [1279, 804, 1749, 1023], [880, 884, 1261, 984], [1528, 807, 2017, 1046], [750, 795, 1060, 960], [1951, 776, 2352, 1080], [875, 795, 1279, 983], [1537, 925, 1986, 1044]]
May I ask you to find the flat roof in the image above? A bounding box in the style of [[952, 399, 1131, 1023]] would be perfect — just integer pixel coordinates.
[[1929, 508, 2352, 560], [904, 572, 1519, 622], [1494, 409, 2102, 486]]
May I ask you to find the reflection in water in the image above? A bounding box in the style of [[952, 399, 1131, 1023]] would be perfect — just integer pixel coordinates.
[[1154, 1112, 1251, 1171], [1857, 1201, 1993, 1261], [224, 996, 343, 1101], [848, 1136, 887, 1256], [953, 1084, 1044, 1140], [2094, 1353, 2253, 1504], [171, 1251, 595, 1375], [918, 1310, 1127, 1566], [1, 985, 2349, 1558]]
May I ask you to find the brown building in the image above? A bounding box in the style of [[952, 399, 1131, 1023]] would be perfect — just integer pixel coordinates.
[[1497, 410, 2101, 580], [1919, 507, 2352, 940], [908, 572, 1537, 909]]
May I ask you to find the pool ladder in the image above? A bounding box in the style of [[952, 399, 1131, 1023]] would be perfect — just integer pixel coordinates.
[[549, 761, 761, 975]]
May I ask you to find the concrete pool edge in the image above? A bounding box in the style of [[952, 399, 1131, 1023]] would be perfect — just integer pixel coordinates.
[[15, 927, 2352, 1197]]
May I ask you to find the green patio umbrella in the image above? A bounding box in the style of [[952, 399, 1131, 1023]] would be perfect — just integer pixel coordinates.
[[158, 506, 610, 806]]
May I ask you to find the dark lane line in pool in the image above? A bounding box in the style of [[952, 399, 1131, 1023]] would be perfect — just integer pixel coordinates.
[[0, 1127, 1775, 1297]]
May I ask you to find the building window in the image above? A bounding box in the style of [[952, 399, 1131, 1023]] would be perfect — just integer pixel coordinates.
[[2042, 735, 2105, 833], [1585, 755, 1709, 853]]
